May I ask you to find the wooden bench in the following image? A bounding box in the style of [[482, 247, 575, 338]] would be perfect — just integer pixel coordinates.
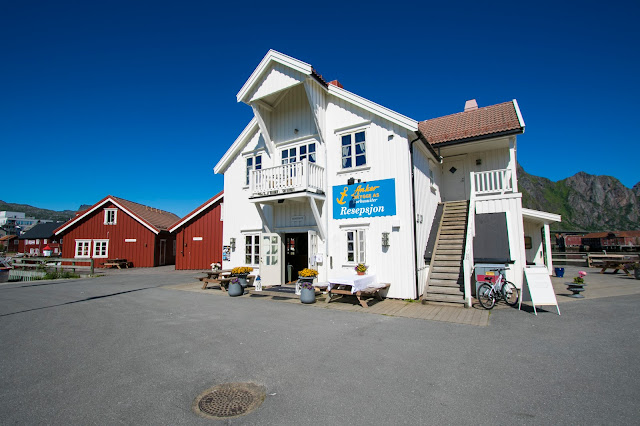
[[201, 275, 256, 291], [600, 260, 633, 276], [103, 259, 129, 269], [326, 283, 391, 308]]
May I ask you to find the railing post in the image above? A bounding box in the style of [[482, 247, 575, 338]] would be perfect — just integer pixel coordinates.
[[303, 158, 309, 190], [469, 171, 475, 197], [90, 259, 94, 275]]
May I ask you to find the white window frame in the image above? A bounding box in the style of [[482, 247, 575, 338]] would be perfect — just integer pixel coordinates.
[[344, 228, 366, 265], [104, 209, 117, 225], [75, 239, 91, 258], [93, 240, 109, 258], [244, 233, 260, 266], [245, 154, 262, 186], [339, 129, 367, 170], [280, 141, 317, 165]]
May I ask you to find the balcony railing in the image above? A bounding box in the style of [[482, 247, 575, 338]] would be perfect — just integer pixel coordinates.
[[472, 169, 513, 196], [249, 159, 324, 198]]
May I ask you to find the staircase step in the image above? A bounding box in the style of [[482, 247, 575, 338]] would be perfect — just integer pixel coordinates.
[[433, 266, 461, 274], [434, 254, 462, 261], [428, 286, 464, 295], [428, 278, 463, 287], [439, 230, 465, 236], [442, 216, 467, 221], [437, 248, 463, 254], [422, 294, 466, 304], [438, 236, 464, 243], [430, 272, 460, 280], [441, 226, 466, 232], [433, 260, 461, 267], [444, 201, 468, 206]]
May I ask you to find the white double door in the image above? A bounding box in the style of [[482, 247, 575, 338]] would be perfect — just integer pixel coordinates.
[[259, 231, 318, 286]]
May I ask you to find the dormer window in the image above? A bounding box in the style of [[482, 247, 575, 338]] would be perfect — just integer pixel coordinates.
[[104, 209, 117, 225]]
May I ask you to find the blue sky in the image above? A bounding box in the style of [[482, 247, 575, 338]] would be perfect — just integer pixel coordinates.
[[2, 0, 638, 217]]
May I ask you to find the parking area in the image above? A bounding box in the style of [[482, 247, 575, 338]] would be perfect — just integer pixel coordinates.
[[1, 266, 639, 424]]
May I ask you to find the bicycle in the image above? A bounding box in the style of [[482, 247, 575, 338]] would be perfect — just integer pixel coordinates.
[[476, 268, 519, 310]]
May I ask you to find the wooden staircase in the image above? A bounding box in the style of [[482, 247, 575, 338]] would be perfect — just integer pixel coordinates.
[[421, 201, 469, 305]]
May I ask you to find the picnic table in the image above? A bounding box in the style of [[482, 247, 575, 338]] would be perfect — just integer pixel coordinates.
[[324, 274, 390, 308], [103, 258, 129, 269], [600, 260, 633, 276]]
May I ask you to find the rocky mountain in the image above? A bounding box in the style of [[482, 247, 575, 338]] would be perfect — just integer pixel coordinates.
[[518, 165, 640, 231], [0, 200, 77, 223]]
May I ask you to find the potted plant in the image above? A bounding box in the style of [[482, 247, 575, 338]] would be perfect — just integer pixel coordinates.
[[299, 280, 316, 304], [298, 268, 318, 283], [231, 266, 253, 287], [566, 270, 587, 298], [355, 263, 368, 276], [228, 278, 244, 297], [210, 262, 221, 272], [624, 262, 640, 280]]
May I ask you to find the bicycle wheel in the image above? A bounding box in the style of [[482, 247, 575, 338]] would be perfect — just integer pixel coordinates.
[[477, 283, 495, 309], [502, 281, 519, 306]]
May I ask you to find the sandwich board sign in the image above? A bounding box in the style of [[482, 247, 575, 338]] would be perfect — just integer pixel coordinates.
[[520, 267, 561, 315]]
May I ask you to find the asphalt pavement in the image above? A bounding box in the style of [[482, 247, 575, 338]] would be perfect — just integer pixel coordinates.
[[1, 267, 639, 425]]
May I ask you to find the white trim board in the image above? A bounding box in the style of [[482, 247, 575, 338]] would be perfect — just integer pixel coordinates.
[[169, 193, 224, 233]]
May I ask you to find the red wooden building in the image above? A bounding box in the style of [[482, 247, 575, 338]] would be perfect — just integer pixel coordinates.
[[18, 222, 63, 255], [0, 235, 19, 253], [170, 192, 223, 270], [54, 196, 180, 267]]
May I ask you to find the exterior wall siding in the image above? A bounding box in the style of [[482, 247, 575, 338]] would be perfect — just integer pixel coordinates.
[[249, 63, 304, 103], [59, 201, 165, 267], [175, 199, 224, 270], [271, 84, 316, 144]]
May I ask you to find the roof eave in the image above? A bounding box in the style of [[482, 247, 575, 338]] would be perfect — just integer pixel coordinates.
[[430, 128, 524, 149]]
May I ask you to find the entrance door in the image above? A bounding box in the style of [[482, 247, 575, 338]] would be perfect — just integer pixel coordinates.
[[284, 233, 308, 283], [159, 239, 167, 266], [442, 157, 467, 201], [260, 233, 282, 286]]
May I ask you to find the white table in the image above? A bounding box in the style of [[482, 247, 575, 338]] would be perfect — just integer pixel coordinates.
[[326, 274, 389, 308]]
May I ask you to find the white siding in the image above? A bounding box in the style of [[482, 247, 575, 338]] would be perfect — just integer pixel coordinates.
[[475, 194, 526, 288], [324, 97, 417, 299], [413, 142, 441, 296], [271, 85, 316, 144], [249, 63, 305, 103], [304, 79, 327, 143]]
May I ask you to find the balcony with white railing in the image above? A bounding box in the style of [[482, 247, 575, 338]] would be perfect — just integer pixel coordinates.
[[249, 159, 325, 198], [471, 168, 514, 197]]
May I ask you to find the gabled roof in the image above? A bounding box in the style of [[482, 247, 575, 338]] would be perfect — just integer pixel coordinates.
[[54, 196, 180, 236], [19, 222, 61, 239], [0, 235, 18, 241], [418, 100, 525, 146], [169, 191, 223, 233]]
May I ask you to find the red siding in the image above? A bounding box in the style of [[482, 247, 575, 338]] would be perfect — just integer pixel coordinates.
[[174, 199, 223, 270], [59, 202, 174, 267]]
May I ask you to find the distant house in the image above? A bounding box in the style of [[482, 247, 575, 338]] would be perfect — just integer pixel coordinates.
[[0, 235, 19, 252], [54, 196, 180, 267], [169, 192, 224, 270], [18, 222, 63, 255]]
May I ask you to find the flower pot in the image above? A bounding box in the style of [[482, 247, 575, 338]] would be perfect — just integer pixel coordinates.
[[357, 271, 365, 276], [566, 282, 586, 298], [235, 274, 248, 287], [300, 287, 316, 304], [554, 267, 565, 278], [228, 282, 244, 297]]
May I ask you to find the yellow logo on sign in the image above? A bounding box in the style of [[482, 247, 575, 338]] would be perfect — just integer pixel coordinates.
[[336, 187, 349, 205]]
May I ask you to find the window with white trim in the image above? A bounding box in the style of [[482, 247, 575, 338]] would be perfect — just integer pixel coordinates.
[[104, 209, 117, 225], [345, 229, 366, 264], [244, 234, 260, 265], [245, 155, 262, 186], [93, 240, 109, 258], [75, 240, 91, 258], [341, 130, 366, 169], [281, 142, 316, 164]]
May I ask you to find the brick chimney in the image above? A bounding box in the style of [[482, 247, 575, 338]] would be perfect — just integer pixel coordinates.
[[328, 80, 344, 89], [464, 99, 478, 112]]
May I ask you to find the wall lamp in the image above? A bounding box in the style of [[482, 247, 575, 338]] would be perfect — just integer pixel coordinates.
[[230, 238, 236, 250], [382, 232, 390, 248]]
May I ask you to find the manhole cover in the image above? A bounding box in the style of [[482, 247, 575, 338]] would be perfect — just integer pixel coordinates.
[[193, 382, 266, 419]]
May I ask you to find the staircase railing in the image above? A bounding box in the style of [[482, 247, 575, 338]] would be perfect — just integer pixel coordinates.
[[463, 173, 477, 307]]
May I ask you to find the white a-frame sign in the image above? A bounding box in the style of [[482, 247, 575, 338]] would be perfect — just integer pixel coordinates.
[[520, 267, 561, 315]]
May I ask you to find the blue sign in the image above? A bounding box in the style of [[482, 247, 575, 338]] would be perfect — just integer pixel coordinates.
[[332, 178, 396, 219]]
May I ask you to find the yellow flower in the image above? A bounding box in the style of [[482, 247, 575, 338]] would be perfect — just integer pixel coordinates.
[[298, 268, 318, 277]]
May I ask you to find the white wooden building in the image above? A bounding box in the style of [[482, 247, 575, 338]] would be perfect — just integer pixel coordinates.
[[214, 50, 560, 306]]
